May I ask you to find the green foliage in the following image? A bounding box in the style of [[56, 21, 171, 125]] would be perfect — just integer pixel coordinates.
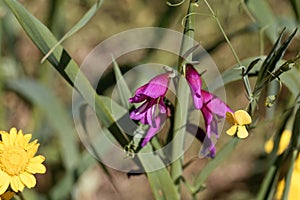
[[1, 0, 300, 199]]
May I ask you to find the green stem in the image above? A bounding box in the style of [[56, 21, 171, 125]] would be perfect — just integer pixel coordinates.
[[178, 0, 196, 69], [282, 150, 298, 200], [17, 192, 26, 200], [171, 0, 196, 196]]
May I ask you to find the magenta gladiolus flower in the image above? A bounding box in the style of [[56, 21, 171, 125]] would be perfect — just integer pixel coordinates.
[[186, 64, 203, 109], [201, 90, 232, 138], [129, 72, 171, 146], [186, 64, 232, 138]]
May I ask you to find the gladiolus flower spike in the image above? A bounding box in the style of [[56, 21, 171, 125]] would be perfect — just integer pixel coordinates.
[[129, 72, 171, 147], [185, 64, 233, 138]]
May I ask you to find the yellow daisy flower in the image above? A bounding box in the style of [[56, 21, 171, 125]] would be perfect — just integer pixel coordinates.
[[0, 191, 15, 200], [0, 128, 46, 194], [226, 110, 252, 139]]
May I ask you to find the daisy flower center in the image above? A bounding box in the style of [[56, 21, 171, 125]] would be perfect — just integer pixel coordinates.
[[0, 145, 29, 176]]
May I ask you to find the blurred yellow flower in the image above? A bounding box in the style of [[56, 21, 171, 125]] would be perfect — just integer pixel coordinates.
[[0, 191, 15, 200], [0, 128, 46, 194], [264, 130, 300, 200], [276, 169, 300, 200], [264, 130, 291, 155], [226, 110, 252, 138]]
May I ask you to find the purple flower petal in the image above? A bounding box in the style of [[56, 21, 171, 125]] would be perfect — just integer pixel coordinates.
[[129, 72, 170, 129], [201, 90, 232, 138], [186, 64, 203, 109], [129, 99, 155, 123], [141, 114, 167, 147], [130, 73, 170, 103], [129, 85, 148, 103], [186, 123, 216, 158]]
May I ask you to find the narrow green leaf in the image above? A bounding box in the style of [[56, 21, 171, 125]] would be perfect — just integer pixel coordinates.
[[7, 79, 79, 170], [112, 56, 132, 109], [256, 165, 279, 200], [3, 0, 129, 146], [281, 68, 300, 98], [282, 106, 300, 199], [246, 0, 278, 43], [256, 29, 286, 84], [282, 150, 297, 200], [139, 145, 179, 200], [50, 171, 74, 200], [193, 138, 238, 193], [291, 105, 300, 152], [50, 151, 97, 200], [41, 0, 104, 62], [290, 0, 300, 21], [212, 56, 300, 99]]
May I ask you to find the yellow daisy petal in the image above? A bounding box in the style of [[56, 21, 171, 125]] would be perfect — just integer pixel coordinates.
[[0, 128, 46, 193], [20, 134, 32, 148], [0, 133, 10, 146], [26, 162, 46, 174], [10, 176, 24, 192], [0, 180, 10, 196], [20, 172, 36, 188], [226, 125, 238, 136], [15, 132, 24, 147], [237, 125, 249, 139], [234, 110, 252, 125], [9, 128, 18, 145], [9, 128, 17, 136], [17, 129, 24, 135], [226, 112, 236, 125], [0, 130, 8, 135], [25, 140, 38, 151], [30, 155, 45, 164], [0, 143, 4, 151], [27, 143, 39, 158], [0, 171, 10, 186]]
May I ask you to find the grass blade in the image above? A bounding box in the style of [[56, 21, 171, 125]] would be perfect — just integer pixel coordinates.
[[3, 0, 130, 146], [112, 56, 131, 109], [138, 145, 179, 200], [41, 0, 104, 62], [192, 138, 238, 194], [246, 0, 278, 43]]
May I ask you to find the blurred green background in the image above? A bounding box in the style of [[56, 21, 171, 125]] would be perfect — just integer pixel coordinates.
[[0, 0, 299, 199]]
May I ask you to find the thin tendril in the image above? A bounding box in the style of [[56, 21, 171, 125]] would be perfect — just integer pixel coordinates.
[[203, 0, 242, 66], [240, 0, 256, 23], [166, 0, 186, 7], [181, 12, 211, 28]]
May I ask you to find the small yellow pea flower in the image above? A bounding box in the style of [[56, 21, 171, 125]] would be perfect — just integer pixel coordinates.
[[226, 110, 252, 139]]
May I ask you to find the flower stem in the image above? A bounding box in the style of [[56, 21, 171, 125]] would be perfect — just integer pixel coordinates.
[[171, 0, 196, 196], [18, 192, 26, 200]]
